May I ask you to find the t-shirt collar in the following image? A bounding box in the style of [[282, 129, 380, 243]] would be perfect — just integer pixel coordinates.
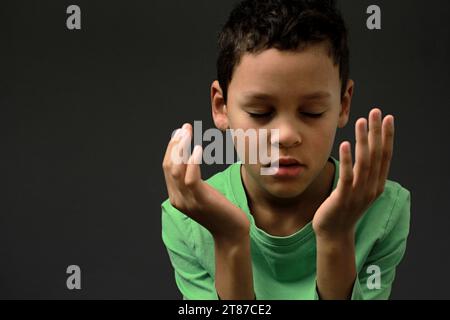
[[227, 156, 340, 247]]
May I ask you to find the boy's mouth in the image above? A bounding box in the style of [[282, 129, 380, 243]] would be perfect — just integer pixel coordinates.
[[263, 157, 304, 167], [259, 157, 306, 177], [278, 158, 301, 166], [267, 157, 305, 178]]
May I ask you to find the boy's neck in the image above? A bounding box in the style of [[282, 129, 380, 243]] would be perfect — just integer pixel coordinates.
[[241, 158, 335, 236]]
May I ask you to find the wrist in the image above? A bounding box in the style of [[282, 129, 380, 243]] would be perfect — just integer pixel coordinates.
[[212, 222, 251, 246], [314, 223, 356, 243], [316, 231, 355, 254], [213, 231, 251, 251], [214, 233, 254, 300]]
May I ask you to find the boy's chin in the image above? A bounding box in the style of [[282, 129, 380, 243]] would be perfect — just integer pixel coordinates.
[[264, 182, 307, 200]]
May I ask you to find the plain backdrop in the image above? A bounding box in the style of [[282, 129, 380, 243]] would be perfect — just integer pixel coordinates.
[[1, 0, 449, 299]]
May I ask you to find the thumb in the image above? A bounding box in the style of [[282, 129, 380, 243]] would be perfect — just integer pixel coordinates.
[[185, 145, 203, 186]]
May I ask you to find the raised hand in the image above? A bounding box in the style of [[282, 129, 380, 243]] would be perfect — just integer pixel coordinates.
[[312, 108, 395, 239], [162, 123, 251, 242]]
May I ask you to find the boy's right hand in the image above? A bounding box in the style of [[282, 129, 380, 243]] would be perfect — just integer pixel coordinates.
[[162, 123, 250, 243]]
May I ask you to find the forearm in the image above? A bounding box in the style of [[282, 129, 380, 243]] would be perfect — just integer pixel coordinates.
[[214, 234, 255, 300], [316, 233, 357, 300]]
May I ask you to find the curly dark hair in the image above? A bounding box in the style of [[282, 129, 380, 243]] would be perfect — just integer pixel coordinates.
[[216, 0, 349, 104]]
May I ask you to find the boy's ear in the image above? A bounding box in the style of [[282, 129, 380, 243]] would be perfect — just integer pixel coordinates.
[[211, 80, 229, 131], [338, 79, 354, 129]]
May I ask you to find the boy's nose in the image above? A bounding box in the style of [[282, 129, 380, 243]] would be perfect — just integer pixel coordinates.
[[275, 120, 302, 149]]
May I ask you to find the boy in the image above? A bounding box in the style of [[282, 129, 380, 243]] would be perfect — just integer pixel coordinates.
[[161, 0, 410, 300]]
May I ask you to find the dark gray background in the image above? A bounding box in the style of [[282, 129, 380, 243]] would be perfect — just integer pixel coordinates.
[[1, 0, 449, 299]]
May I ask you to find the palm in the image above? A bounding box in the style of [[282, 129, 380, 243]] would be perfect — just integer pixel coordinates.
[[312, 108, 395, 237], [312, 188, 346, 234]]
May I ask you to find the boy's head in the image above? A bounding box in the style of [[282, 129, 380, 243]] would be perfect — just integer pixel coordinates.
[[211, 0, 354, 200], [216, 0, 350, 104]]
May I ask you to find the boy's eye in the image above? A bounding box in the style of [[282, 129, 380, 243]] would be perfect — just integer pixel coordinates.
[[248, 112, 273, 119], [301, 112, 324, 118], [247, 111, 324, 119]]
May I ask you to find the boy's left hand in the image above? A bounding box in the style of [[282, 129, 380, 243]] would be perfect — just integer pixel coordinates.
[[312, 108, 395, 240]]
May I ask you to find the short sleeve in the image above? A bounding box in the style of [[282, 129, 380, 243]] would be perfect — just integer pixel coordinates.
[[351, 187, 411, 299], [161, 200, 220, 300]]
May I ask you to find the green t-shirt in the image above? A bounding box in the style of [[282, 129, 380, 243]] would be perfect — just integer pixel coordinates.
[[161, 156, 411, 300]]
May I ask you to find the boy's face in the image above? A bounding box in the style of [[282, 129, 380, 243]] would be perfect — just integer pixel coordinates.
[[212, 41, 353, 200]]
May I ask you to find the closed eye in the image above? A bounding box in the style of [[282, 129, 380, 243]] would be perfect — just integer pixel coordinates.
[[301, 112, 324, 118], [247, 112, 273, 119], [247, 111, 324, 119]]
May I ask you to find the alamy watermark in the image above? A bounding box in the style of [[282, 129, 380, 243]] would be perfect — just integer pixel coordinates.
[[366, 265, 381, 290], [170, 121, 280, 175], [66, 5, 81, 30], [65, 5, 381, 31], [66, 265, 81, 290]]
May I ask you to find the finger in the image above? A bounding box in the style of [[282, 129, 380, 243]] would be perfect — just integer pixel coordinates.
[[353, 118, 370, 189], [171, 123, 193, 183], [163, 126, 185, 183], [367, 108, 383, 192], [163, 128, 183, 167], [179, 123, 194, 163], [162, 128, 185, 199], [378, 115, 395, 194], [185, 145, 203, 187], [337, 141, 354, 194]]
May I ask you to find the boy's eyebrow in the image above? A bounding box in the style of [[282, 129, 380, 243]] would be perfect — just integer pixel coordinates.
[[302, 91, 332, 100], [240, 90, 331, 102], [241, 92, 276, 101]]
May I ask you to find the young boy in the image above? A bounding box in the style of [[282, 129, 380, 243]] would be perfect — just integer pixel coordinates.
[[161, 0, 411, 300]]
